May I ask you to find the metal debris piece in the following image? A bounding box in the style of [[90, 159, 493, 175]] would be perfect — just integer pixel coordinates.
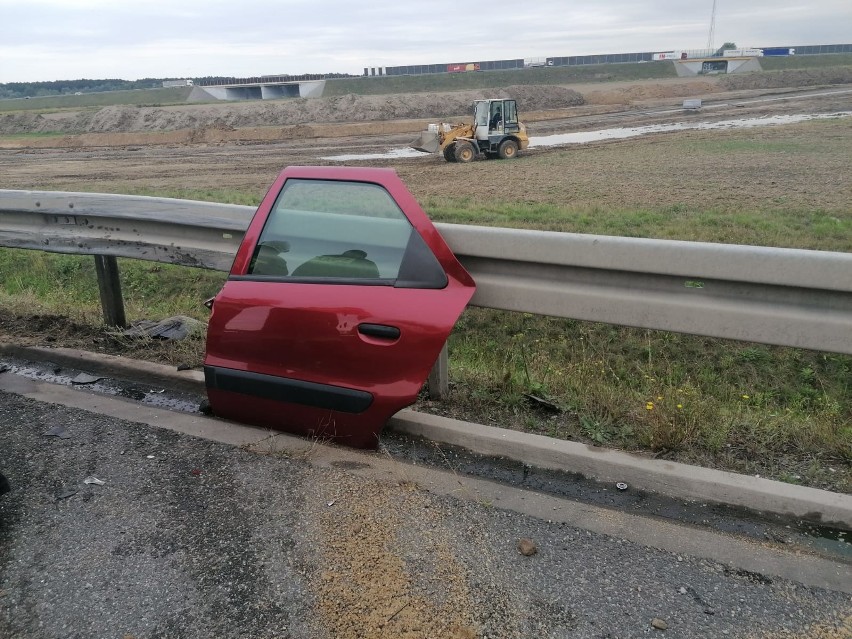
[[111, 315, 205, 341], [327, 500, 336, 507], [616, 482, 628, 491], [83, 476, 105, 486], [71, 373, 103, 385], [43, 425, 72, 439], [523, 393, 561, 413]]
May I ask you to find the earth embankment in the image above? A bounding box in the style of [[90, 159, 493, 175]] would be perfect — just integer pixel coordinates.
[[0, 67, 850, 150], [0, 66, 848, 139]]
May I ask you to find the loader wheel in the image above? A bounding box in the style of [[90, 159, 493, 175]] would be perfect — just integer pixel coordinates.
[[454, 141, 476, 163], [498, 139, 518, 159], [443, 144, 457, 162]]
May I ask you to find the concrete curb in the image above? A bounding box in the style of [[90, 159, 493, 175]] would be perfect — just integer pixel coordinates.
[[389, 411, 852, 528], [2, 342, 851, 529]]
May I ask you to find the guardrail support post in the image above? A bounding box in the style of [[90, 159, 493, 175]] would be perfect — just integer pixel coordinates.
[[94, 255, 127, 328], [427, 342, 449, 400]]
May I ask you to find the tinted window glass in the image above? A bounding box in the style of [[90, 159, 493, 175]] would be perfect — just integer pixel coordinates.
[[247, 179, 447, 288]]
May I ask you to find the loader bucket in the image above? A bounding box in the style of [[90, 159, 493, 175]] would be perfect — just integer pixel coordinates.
[[411, 129, 440, 154]]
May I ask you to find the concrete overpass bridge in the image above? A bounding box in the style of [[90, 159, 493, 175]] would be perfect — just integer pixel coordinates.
[[193, 76, 327, 101]]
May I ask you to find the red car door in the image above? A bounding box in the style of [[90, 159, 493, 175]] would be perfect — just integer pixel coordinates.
[[204, 166, 475, 448]]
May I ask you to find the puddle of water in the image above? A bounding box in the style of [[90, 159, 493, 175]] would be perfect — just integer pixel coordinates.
[[3, 362, 202, 414], [529, 111, 852, 148], [321, 111, 852, 160], [321, 147, 431, 161]]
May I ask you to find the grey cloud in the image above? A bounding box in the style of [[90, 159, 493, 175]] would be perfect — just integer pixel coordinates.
[[1, 0, 849, 81]]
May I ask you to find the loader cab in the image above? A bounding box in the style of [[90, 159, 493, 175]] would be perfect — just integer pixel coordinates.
[[474, 99, 520, 140]]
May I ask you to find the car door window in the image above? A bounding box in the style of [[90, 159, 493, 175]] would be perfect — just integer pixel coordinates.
[[247, 179, 447, 289]]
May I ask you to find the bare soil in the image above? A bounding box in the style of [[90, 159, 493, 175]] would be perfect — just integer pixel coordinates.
[[1, 78, 849, 236], [1, 67, 850, 151], [0, 68, 852, 201]]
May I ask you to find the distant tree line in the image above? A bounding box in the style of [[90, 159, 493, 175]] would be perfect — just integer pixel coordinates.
[[1, 73, 358, 98], [0, 78, 183, 99]]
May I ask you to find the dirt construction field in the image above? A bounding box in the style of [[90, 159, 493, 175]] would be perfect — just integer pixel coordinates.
[[1, 71, 851, 239]]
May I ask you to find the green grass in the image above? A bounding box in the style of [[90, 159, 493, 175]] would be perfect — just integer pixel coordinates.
[[7, 244, 846, 473], [1, 231, 848, 492], [447, 310, 850, 471], [0, 86, 194, 112], [0, 130, 68, 139], [116, 186, 262, 207], [423, 199, 852, 252], [0, 250, 226, 322], [759, 52, 852, 71], [31, 184, 264, 207], [323, 61, 680, 97]]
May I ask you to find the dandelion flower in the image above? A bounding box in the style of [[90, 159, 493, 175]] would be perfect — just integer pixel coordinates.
[[742, 394, 750, 400], [677, 404, 683, 409], [646, 402, 654, 410]]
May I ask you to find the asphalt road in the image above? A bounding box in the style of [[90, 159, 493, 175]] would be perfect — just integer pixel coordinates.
[[1, 386, 850, 639]]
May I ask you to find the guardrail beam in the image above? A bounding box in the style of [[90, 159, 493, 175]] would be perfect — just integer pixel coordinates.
[[2, 190, 851, 358]]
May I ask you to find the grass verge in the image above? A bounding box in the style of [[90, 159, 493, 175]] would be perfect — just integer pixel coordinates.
[[0, 244, 848, 493], [0, 87, 193, 113], [0, 119, 849, 492]]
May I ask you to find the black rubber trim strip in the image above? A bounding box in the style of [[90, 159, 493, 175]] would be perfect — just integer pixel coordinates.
[[228, 275, 394, 286], [204, 365, 373, 413]]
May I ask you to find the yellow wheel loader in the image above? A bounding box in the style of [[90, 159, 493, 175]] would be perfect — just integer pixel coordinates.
[[412, 99, 529, 162]]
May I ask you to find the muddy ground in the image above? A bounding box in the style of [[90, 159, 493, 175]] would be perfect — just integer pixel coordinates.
[[1, 67, 850, 149], [1, 78, 850, 216]]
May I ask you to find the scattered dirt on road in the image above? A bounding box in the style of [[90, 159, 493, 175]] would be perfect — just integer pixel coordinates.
[[302, 468, 519, 639], [752, 613, 852, 639]]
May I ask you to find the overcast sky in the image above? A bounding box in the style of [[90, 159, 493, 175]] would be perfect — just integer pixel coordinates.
[[1, 0, 850, 83]]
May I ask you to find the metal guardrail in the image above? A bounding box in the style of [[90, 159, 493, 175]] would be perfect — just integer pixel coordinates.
[[0, 191, 247, 271], [1, 190, 851, 357]]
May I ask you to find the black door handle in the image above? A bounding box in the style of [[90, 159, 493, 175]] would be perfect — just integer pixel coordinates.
[[358, 323, 400, 340]]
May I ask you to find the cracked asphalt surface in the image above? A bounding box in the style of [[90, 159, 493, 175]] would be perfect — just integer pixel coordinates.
[[1, 389, 850, 638]]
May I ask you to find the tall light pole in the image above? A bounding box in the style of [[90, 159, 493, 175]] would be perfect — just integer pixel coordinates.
[[707, 0, 717, 50]]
